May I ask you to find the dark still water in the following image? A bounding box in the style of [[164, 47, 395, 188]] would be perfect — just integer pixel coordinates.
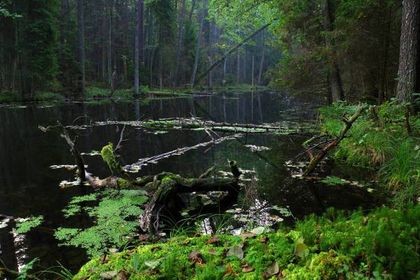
[[0, 92, 379, 275]]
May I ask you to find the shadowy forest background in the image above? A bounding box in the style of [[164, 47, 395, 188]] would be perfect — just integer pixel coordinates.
[[0, 0, 419, 104]]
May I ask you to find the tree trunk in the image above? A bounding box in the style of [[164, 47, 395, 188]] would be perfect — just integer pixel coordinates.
[[77, 0, 85, 96], [107, 1, 114, 85], [323, 0, 344, 102], [222, 58, 227, 86], [251, 55, 255, 88], [188, 0, 197, 22], [191, 0, 207, 87], [379, 6, 392, 104], [173, 0, 187, 86], [134, 0, 142, 95], [195, 22, 271, 84], [258, 46, 265, 85], [396, 0, 420, 103], [237, 51, 240, 84]]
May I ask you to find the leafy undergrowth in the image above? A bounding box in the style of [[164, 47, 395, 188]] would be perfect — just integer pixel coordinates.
[[55, 189, 148, 256], [319, 101, 419, 205], [74, 205, 420, 280]]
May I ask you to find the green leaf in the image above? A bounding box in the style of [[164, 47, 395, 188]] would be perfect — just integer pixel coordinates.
[[15, 216, 44, 234]]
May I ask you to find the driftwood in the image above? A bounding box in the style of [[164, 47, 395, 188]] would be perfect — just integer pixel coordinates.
[[303, 106, 365, 176], [66, 118, 311, 135], [124, 133, 242, 172], [139, 161, 241, 233]]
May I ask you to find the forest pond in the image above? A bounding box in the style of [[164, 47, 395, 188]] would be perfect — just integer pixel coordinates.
[[0, 92, 380, 273]]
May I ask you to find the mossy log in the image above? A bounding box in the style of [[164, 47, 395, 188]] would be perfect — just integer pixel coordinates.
[[139, 163, 241, 234]]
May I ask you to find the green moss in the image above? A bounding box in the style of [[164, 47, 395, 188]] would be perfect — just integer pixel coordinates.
[[100, 143, 122, 175], [117, 178, 131, 188], [74, 205, 420, 279]]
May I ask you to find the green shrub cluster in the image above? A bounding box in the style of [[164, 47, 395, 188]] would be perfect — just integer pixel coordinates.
[[319, 102, 419, 205], [74, 205, 420, 279]]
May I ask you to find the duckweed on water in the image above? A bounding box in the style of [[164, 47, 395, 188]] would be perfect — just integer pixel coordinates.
[[74, 205, 420, 279]]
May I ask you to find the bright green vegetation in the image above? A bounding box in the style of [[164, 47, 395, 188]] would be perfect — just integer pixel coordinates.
[[15, 216, 44, 234], [100, 143, 123, 175], [319, 102, 419, 205], [55, 189, 148, 256], [74, 205, 420, 279]]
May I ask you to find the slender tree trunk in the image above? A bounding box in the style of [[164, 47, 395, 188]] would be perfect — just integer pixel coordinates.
[[134, 0, 142, 95], [173, 0, 187, 86], [102, 4, 107, 82], [222, 58, 227, 86], [77, 0, 85, 96], [251, 55, 255, 88], [258, 32, 265, 85], [237, 51, 240, 84], [379, 6, 392, 104], [190, 0, 206, 87], [139, 0, 144, 63], [188, 0, 197, 22], [396, 0, 420, 103], [107, 1, 113, 85], [242, 50, 246, 83], [197, 22, 271, 84], [323, 0, 344, 102]]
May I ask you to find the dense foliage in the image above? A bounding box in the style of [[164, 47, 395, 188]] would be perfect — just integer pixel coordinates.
[[74, 205, 420, 279], [319, 102, 420, 205]]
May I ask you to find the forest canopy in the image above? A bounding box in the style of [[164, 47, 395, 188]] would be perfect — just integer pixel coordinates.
[[0, 0, 419, 104]]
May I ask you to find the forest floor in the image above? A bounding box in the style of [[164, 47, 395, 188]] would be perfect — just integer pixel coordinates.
[[73, 102, 419, 280]]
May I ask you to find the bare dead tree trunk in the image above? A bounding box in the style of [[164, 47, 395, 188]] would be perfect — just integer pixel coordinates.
[[197, 23, 271, 84], [396, 0, 420, 103]]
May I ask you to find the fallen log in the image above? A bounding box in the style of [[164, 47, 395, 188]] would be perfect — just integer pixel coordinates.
[[139, 161, 241, 234], [303, 106, 365, 177], [66, 118, 312, 135]]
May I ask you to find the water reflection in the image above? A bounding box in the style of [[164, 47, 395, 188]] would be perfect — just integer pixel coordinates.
[[0, 92, 374, 274]]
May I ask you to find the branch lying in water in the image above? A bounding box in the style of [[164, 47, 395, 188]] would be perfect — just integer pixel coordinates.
[[65, 117, 314, 135], [124, 133, 243, 173], [303, 106, 365, 177]]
